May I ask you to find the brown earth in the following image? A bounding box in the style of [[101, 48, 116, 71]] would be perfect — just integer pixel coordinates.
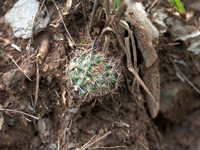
[[0, 0, 200, 150]]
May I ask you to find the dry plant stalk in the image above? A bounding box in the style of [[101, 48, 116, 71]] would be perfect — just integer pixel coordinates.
[[35, 56, 39, 108], [124, 2, 160, 118], [10, 56, 32, 81], [111, 22, 157, 104]]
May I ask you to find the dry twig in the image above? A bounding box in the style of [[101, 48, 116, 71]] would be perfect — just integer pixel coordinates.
[[89, 0, 100, 33], [89, 146, 127, 149], [169, 56, 200, 94], [0, 108, 39, 120], [35, 56, 40, 108], [137, 140, 150, 150], [183, 115, 200, 126], [52, 0, 76, 47], [147, 0, 158, 13], [80, 131, 112, 150], [10, 56, 32, 81]]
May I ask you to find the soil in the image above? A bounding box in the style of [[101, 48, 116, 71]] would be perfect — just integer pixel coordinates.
[[0, 0, 200, 150]]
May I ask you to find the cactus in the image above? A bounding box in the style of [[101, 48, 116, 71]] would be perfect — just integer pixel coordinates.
[[65, 49, 123, 101]]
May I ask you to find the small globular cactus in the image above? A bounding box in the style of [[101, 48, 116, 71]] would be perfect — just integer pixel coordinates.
[[65, 49, 123, 102]]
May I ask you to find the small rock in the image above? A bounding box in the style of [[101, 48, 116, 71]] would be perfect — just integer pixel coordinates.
[[91, 130, 95, 135], [39, 144, 45, 149], [67, 143, 75, 149], [99, 129, 104, 135], [5, 118, 15, 126], [50, 143, 57, 149], [47, 76, 52, 83], [31, 136, 42, 148], [4, 0, 40, 39], [2, 69, 23, 89], [68, 108, 79, 114], [65, 115, 71, 121]]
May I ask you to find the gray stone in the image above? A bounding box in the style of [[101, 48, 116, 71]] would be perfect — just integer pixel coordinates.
[[4, 0, 46, 39], [50, 143, 57, 149], [68, 108, 79, 114]]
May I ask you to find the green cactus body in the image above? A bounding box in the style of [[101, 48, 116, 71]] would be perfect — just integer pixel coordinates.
[[66, 50, 123, 101]]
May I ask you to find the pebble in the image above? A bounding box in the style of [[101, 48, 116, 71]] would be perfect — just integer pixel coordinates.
[[50, 143, 57, 149], [31, 136, 42, 148], [99, 129, 104, 135]]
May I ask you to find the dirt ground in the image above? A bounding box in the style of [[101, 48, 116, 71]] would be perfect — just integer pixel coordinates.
[[0, 0, 200, 150]]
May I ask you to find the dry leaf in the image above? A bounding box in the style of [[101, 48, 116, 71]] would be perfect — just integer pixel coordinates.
[[125, 2, 159, 68]]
